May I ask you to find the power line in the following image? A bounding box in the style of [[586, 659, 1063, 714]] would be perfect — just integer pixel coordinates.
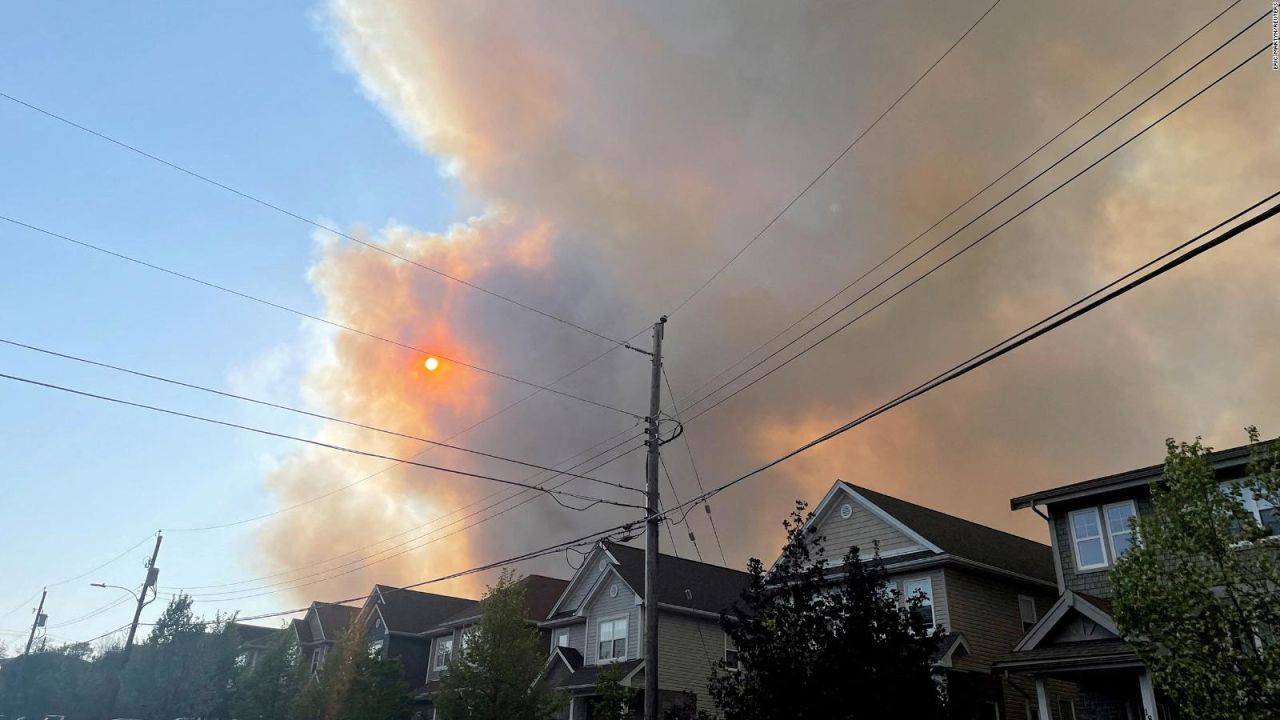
[[663, 187, 1280, 522], [164, 328, 648, 533], [0, 91, 629, 348], [680, 29, 1268, 425], [661, 367, 726, 564], [666, 0, 1004, 318], [172, 434, 647, 600], [167, 427, 644, 591], [0, 370, 643, 511], [668, 0, 1245, 410], [0, 214, 640, 420], [0, 337, 639, 496]]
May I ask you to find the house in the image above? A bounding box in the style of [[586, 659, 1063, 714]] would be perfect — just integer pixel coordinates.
[[360, 584, 474, 694], [226, 621, 283, 671], [290, 601, 359, 676], [800, 481, 1060, 719], [419, 574, 569, 710], [992, 441, 1277, 720], [538, 541, 752, 717]]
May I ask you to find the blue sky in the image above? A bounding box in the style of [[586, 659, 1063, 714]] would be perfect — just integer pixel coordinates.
[[0, 1, 458, 643]]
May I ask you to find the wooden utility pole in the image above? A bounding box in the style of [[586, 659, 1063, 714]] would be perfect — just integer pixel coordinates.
[[644, 316, 666, 720], [22, 588, 47, 656], [123, 533, 163, 660]]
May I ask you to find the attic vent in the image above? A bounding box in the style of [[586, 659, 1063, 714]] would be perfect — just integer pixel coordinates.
[[684, 589, 693, 600], [839, 503, 853, 520], [609, 583, 619, 598]]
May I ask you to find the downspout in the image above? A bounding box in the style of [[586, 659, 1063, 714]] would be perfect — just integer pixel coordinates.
[[1032, 503, 1066, 591]]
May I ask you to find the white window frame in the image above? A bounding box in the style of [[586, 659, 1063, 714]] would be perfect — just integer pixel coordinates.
[[1057, 697, 1076, 720], [1242, 486, 1278, 531], [309, 647, 322, 675], [1068, 508, 1109, 570], [1018, 594, 1038, 632], [555, 629, 571, 649], [723, 632, 739, 671], [433, 636, 454, 672], [1102, 500, 1137, 561], [902, 576, 935, 630], [596, 615, 628, 663]]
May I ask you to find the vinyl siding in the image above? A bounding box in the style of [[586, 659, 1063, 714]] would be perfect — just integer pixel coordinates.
[[885, 568, 949, 632], [583, 570, 641, 664], [387, 634, 430, 690], [655, 612, 723, 712], [548, 621, 586, 655], [1053, 494, 1153, 598], [558, 552, 612, 612], [308, 611, 325, 643], [815, 494, 922, 560]]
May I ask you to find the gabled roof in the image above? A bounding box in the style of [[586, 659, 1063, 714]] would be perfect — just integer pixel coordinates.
[[290, 618, 313, 645], [371, 585, 474, 634], [312, 603, 359, 641], [435, 575, 569, 630], [227, 622, 282, 648], [602, 541, 751, 615], [1010, 439, 1269, 510], [839, 482, 1055, 584]]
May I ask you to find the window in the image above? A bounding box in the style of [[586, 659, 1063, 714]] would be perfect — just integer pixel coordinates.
[[903, 577, 934, 630], [555, 629, 570, 648], [434, 637, 454, 671], [980, 700, 1001, 720], [1057, 698, 1076, 720], [724, 633, 739, 671], [461, 627, 477, 654], [1103, 501, 1137, 559], [1069, 508, 1108, 570], [368, 638, 384, 656], [309, 648, 322, 675], [1243, 487, 1280, 535], [1018, 595, 1038, 633], [597, 617, 628, 661]]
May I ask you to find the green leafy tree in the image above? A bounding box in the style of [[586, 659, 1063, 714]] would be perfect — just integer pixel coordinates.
[[591, 662, 639, 720], [1112, 431, 1280, 719], [318, 616, 411, 720], [709, 501, 947, 720], [234, 627, 302, 720], [434, 571, 565, 720]]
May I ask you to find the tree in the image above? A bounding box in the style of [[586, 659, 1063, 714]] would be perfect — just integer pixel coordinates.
[[434, 571, 565, 720], [317, 616, 411, 720], [1112, 431, 1280, 719], [234, 627, 302, 720], [709, 501, 948, 720], [591, 661, 639, 720]]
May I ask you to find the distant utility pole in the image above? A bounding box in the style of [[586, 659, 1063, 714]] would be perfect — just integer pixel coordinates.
[[123, 533, 163, 660], [644, 316, 666, 720], [22, 588, 47, 656]]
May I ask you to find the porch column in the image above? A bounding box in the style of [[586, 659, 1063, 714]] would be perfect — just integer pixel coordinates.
[[1138, 670, 1160, 719], [1034, 677, 1052, 720]]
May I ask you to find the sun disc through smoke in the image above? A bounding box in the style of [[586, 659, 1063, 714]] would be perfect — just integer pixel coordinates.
[[424, 357, 440, 371]]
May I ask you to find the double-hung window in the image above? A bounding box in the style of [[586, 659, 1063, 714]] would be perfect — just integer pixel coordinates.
[[1242, 487, 1280, 535], [1103, 501, 1137, 559], [1018, 595, 1038, 633], [434, 637, 454, 672], [597, 617, 627, 661], [555, 629, 571, 648], [902, 577, 934, 630], [1069, 508, 1108, 570], [724, 634, 740, 670]]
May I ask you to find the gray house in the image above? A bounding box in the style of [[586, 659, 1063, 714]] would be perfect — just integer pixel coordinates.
[[538, 541, 751, 717], [360, 584, 474, 695], [993, 442, 1277, 720], [290, 601, 359, 676], [801, 481, 1060, 719], [227, 621, 283, 671]]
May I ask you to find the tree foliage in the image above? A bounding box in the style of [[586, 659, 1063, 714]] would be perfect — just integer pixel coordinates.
[[1112, 431, 1280, 719], [315, 614, 411, 720], [434, 570, 565, 720], [234, 626, 303, 720], [709, 501, 948, 720], [591, 661, 639, 720]]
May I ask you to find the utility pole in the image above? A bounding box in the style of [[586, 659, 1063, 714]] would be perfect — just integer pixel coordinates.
[[644, 316, 666, 720], [22, 588, 47, 656], [123, 532, 163, 660]]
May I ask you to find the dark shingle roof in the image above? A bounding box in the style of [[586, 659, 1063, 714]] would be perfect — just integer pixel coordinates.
[[993, 639, 1138, 670], [373, 585, 474, 634], [603, 541, 751, 615], [290, 618, 313, 645], [549, 658, 644, 689], [437, 574, 569, 628], [227, 622, 282, 647], [313, 603, 359, 640], [843, 482, 1055, 584]]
